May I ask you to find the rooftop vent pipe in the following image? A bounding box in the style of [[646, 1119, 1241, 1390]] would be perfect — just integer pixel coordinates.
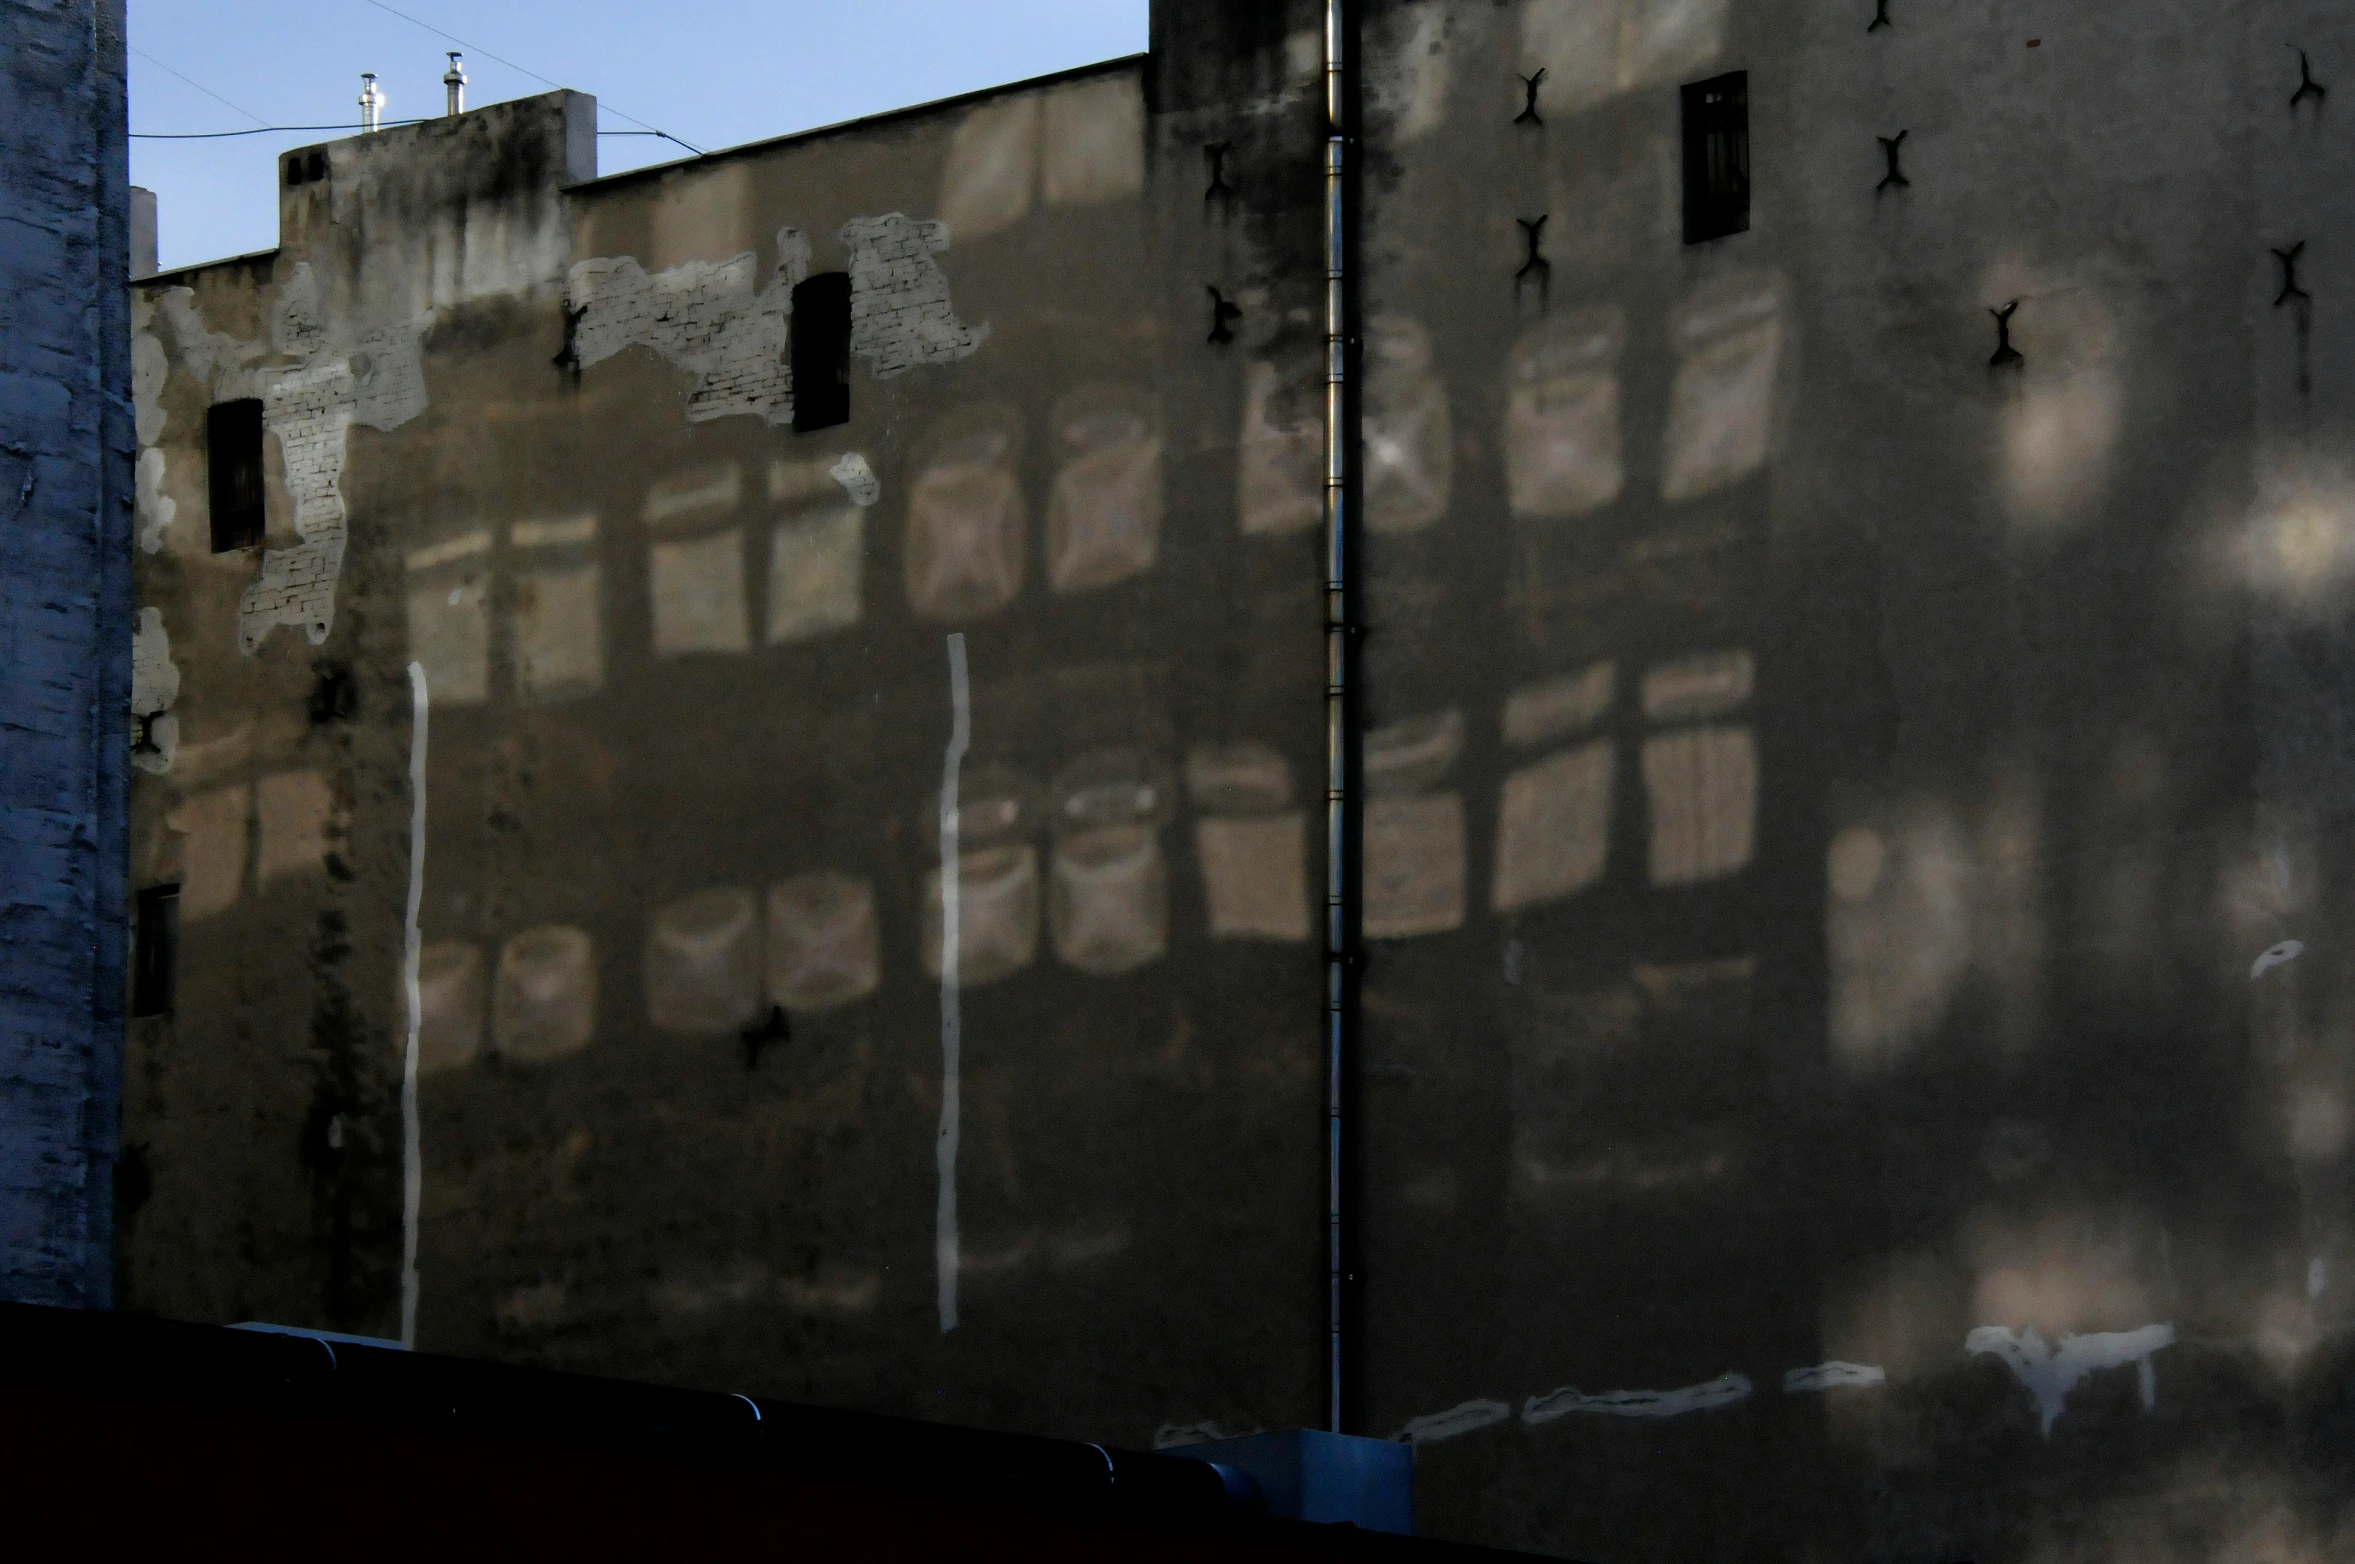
[[358, 72, 385, 133], [443, 53, 466, 116]]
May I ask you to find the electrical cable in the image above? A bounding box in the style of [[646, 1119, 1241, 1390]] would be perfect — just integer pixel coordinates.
[[130, 45, 271, 127], [133, 122, 427, 139], [352, 0, 703, 153]]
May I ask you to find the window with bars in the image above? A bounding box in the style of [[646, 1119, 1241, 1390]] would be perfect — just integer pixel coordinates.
[[1681, 71, 1750, 245]]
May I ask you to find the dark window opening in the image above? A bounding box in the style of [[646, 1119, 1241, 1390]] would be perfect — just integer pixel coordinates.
[[284, 151, 327, 187], [207, 398, 266, 552], [132, 885, 179, 1018], [1681, 71, 1750, 244], [791, 272, 853, 434]]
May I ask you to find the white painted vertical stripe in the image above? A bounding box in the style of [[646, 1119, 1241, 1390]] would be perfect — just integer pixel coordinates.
[[399, 661, 429, 1349], [936, 633, 970, 1334]]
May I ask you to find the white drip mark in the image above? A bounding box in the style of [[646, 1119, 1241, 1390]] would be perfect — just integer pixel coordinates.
[[1398, 1398, 1514, 1443], [2252, 940, 2305, 980], [936, 632, 971, 1334], [1524, 1373, 1753, 1424], [1783, 1362, 1887, 1394], [1965, 1323, 2175, 1436], [399, 661, 429, 1349]]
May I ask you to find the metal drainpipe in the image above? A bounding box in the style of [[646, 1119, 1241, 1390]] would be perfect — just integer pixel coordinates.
[[1323, 0, 1357, 1437]]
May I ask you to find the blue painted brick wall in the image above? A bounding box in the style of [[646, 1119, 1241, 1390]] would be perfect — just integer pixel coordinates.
[[0, 0, 132, 1308]]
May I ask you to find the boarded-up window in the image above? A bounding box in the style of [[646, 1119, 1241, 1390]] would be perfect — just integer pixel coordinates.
[[207, 398, 266, 552], [791, 273, 852, 433]]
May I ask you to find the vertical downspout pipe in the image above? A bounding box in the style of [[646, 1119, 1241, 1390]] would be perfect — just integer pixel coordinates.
[[1323, 0, 1360, 1436]]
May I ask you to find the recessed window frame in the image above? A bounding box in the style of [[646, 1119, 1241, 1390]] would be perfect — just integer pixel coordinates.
[[207, 398, 267, 553], [790, 272, 853, 434], [132, 884, 179, 1018], [1681, 71, 1751, 246]]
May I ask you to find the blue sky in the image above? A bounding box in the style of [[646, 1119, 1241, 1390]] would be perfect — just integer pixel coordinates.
[[130, 0, 1149, 272]]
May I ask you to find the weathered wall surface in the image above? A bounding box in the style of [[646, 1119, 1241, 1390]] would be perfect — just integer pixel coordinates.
[[0, 0, 131, 1309], [1355, 1, 2355, 1559], [122, 16, 1341, 1451], [121, 1, 2355, 1557]]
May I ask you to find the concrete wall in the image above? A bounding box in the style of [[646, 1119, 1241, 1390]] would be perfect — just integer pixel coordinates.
[[0, 0, 131, 1309], [120, 1, 2355, 1558], [122, 10, 1337, 1447], [1354, 0, 2355, 1559]]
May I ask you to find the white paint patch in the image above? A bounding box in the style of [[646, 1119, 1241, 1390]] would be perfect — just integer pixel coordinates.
[[842, 214, 988, 378], [2253, 940, 2305, 980], [135, 447, 175, 555], [150, 285, 428, 650], [937, 632, 971, 1335], [1399, 1399, 1514, 1443], [238, 315, 433, 652], [1965, 1323, 2175, 1436], [565, 228, 808, 426], [1524, 1373, 1753, 1424], [273, 261, 329, 356], [131, 310, 177, 553], [1154, 1421, 1260, 1451], [131, 315, 169, 447], [155, 287, 262, 388], [830, 452, 882, 507], [1783, 1362, 1888, 1394], [400, 660, 429, 1350], [130, 607, 181, 776]]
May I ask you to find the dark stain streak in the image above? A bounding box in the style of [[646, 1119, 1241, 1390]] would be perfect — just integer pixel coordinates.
[[1516, 69, 1546, 126], [308, 662, 356, 726], [2274, 241, 2313, 395], [1869, 0, 1892, 31], [1203, 141, 1235, 201], [553, 299, 589, 375], [1206, 286, 1242, 345]]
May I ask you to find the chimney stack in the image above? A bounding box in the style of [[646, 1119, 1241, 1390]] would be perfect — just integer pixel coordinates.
[[443, 53, 467, 116], [358, 72, 385, 132]]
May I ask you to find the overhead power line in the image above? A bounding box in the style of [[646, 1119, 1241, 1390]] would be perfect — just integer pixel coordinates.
[[130, 44, 271, 127], [352, 0, 703, 153], [133, 121, 428, 139], [136, 123, 693, 141]]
